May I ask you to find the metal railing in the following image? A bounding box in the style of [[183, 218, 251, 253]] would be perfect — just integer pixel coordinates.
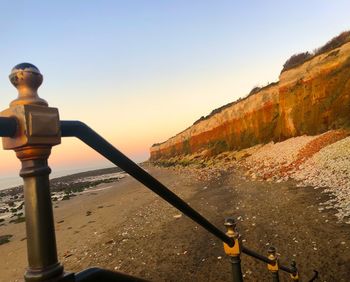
[[0, 63, 317, 281]]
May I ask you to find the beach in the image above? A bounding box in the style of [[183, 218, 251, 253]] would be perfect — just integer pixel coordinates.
[[1, 164, 349, 281]]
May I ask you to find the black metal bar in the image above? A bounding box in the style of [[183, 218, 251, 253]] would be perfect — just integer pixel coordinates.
[[230, 256, 243, 282], [241, 246, 271, 264], [60, 120, 307, 278], [279, 264, 294, 274], [241, 246, 294, 274], [60, 120, 234, 247], [308, 270, 318, 281], [75, 267, 149, 282], [0, 117, 17, 137]]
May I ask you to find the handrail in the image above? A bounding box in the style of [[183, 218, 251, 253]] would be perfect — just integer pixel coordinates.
[[60, 120, 234, 247], [0, 118, 301, 276], [0, 63, 315, 281], [60, 120, 298, 276], [75, 267, 149, 282], [241, 246, 294, 274]]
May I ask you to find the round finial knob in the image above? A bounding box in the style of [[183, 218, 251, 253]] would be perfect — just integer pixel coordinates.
[[267, 246, 276, 255], [224, 217, 236, 227], [9, 63, 48, 107]]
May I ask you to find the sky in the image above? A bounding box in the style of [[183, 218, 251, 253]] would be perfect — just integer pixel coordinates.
[[0, 0, 349, 182]]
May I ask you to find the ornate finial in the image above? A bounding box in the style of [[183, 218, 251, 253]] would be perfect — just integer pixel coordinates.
[[291, 260, 296, 268], [224, 217, 236, 228], [267, 246, 277, 256], [9, 63, 48, 107], [223, 217, 240, 256], [224, 217, 237, 237]]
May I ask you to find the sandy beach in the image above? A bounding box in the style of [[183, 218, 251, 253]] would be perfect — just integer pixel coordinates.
[[1, 164, 349, 281]]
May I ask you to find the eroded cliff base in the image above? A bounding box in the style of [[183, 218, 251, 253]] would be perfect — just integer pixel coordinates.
[[152, 129, 350, 223]]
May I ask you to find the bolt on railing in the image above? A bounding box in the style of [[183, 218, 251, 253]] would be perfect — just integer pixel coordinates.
[[0, 63, 314, 282], [223, 217, 243, 282], [223, 217, 300, 281]]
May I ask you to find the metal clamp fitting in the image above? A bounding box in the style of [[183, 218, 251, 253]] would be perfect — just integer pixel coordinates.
[[267, 246, 279, 272], [223, 217, 240, 256], [290, 260, 299, 281]]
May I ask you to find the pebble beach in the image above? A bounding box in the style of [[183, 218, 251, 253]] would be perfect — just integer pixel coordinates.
[[1, 130, 350, 281]]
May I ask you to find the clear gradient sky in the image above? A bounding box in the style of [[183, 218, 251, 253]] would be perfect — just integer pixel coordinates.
[[0, 1, 349, 179]]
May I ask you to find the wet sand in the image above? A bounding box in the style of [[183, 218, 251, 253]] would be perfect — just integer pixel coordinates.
[[0, 165, 349, 281]]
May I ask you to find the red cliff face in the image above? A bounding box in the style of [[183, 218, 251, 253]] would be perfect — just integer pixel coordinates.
[[150, 42, 350, 161]]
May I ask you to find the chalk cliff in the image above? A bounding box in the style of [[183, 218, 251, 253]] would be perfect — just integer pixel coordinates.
[[150, 40, 350, 161]]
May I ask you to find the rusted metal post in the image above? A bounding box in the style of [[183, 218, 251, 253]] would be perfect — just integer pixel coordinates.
[[223, 217, 243, 282], [267, 246, 279, 282], [0, 63, 64, 281]]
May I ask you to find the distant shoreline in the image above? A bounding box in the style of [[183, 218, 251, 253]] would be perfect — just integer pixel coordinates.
[[0, 167, 123, 193], [0, 166, 124, 195], [0, 166, 129, 226]]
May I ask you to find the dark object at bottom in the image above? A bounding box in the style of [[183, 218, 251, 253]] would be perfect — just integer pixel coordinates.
[[75, 268, 149, 282], [308, 270, 319, 282]]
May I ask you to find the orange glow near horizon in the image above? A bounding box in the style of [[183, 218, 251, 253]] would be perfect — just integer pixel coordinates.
[[1, 2, 349, 180]]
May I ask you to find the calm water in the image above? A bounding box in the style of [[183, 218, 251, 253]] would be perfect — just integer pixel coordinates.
[[0, 175, 21, 191], [0, 167, 108, 191]]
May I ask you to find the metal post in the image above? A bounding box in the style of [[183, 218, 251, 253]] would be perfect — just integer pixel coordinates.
[[271, 271, 279, 282], [0, 63, 64, 281], [267, 246, 279, 282], [290, 261, 299, 281], [230, 256, 243, 282], [223, 217, 243, 282]]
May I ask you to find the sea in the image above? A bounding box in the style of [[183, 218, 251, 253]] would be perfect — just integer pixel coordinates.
[[0, 166, 110, 191]]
